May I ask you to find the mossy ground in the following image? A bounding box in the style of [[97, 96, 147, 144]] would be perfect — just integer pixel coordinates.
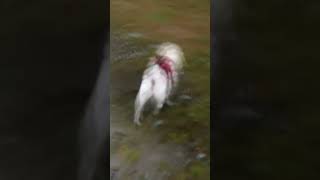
[[110, 0, 210, 179]]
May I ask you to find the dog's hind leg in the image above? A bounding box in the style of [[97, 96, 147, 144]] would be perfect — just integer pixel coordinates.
[[134, 79, 153, 125], [152, 79, 167, 115], [153, 100, 164, 116], [153, 100, 164, 115]]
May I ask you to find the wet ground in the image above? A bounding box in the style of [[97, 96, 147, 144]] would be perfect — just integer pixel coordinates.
[[110, 0, 210, 179]]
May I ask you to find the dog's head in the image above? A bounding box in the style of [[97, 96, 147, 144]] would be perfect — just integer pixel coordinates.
[[155, 42, 185, 70]]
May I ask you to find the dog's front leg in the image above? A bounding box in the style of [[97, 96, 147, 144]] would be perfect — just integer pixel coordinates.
[[165, 79, 177, 106]]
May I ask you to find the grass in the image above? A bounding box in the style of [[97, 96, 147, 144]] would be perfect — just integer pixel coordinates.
[[147, 10, 176, 23], [170, 161, 210, 180], [119, 144, 141, 164]]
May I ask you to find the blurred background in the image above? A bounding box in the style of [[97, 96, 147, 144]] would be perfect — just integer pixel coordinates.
[[213, 0, 320, 179], [0, 0, 107, 179]]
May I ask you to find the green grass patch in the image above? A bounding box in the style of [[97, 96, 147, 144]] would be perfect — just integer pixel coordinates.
[[171, 161, 210, 180], [119, 145, 141, 164], [167, 132, 190, 144], [146, 9, 176, 24]]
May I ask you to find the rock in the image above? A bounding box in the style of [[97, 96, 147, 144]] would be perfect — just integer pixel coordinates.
[[178, 95, 192, 101], [144, 172, 150, 179], [110, 168, 119, 180], [127, 32, 143, 38], [153, 120, 164, 128], [184, 159, 193, 167], [196, 153, 207, 160]]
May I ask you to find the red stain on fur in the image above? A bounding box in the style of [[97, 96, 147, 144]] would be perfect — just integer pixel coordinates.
[[155, 55, 174, 84]]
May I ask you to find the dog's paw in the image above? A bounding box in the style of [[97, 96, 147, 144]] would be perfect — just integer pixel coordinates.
[[152, 109, 160, 116], [134, 120, 142, 126]]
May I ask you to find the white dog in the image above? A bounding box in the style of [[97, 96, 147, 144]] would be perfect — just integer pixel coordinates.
[[134, 42, 185, 126]]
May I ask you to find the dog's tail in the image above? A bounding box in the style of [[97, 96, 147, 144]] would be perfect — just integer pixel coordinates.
[[134, 78, 154, 126]]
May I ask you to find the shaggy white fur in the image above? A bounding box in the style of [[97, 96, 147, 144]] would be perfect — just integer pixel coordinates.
[[134, 42, 185, 126]]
